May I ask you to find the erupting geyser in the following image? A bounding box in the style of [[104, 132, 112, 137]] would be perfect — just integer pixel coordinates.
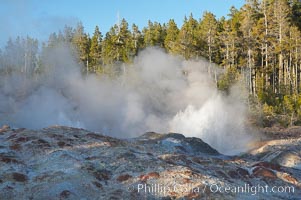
[[0, 46, 255, 155]]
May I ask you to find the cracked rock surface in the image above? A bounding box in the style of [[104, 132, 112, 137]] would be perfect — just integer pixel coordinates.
[[0, 125, 300, 199]]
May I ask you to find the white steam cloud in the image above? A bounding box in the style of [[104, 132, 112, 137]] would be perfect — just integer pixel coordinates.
[[0, 46, 255, 155]]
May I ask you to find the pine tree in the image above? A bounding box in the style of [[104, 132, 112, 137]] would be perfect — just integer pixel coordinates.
[[72, 22, 90, 73], [131, 24, 143, 56], [89, 26, 102, 73], [102, 26, 119, 66], [199, 12, 218, 62], [143, 20, 154, 47], [271, 0, 291, 93], [290, 0, 301, 30], [240, 1, 260, 94], [176, 14, 199, 59], [199, 11, 219, 78], [48, 32, 58, 47], [289, 26, 301, 93], [118, 18, 132, 63], [3, 38, 16, 73], [23, 36, 39, 75], [63, 25, 74, 43], [219, 19, 239, 68], [102, 18, 133, 75], [164, 19, 179, 53], [143, 21, 166, 47]]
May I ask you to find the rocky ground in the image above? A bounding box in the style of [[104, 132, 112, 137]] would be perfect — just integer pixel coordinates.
[[0, 125, 300, 200]]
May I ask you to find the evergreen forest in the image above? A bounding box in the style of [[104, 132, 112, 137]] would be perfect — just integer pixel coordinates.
[[1, 0, 301, 127]]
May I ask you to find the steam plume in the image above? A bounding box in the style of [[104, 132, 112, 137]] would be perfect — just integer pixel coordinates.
[[0, 46, 255, 155]]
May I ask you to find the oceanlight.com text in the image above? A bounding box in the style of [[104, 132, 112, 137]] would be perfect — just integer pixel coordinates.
[[132, 183, 295, 196]]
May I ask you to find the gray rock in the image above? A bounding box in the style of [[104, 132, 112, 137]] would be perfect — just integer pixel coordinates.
[[0, 126, 300, 199]]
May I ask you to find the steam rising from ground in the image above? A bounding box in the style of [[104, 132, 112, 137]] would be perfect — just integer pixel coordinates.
[[0, 46, 255, 155]]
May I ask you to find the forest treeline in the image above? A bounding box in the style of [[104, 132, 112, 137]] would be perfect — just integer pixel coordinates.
[[1, 0, 301, 127]]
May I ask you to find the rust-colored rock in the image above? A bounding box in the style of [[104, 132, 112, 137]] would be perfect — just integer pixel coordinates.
[[140, 172, 160, 182], [57, 141, 66, 147], [182, 178, 191, 184], [92, 181, 103, 189], [252, 162, 282, 172], [117, 174, 132, 182], [93, 169, 111, 181], [228, 170, 240, 179], [9, 144, 22, 151], [60, 190, 71, 199], [0, 154, 20, 163], [228, 167, 249, 179], [34, 139, 51, 147], [12, 173, 28, 182], [253, 167, 277, 179], [282, 174, 299, 185], [185, 192, 200, 200], [237, 167, 249, 177], [16, 137, 29, 142]]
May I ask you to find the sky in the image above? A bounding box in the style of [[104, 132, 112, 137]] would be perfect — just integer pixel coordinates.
[[0, 0, 245, 47]]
